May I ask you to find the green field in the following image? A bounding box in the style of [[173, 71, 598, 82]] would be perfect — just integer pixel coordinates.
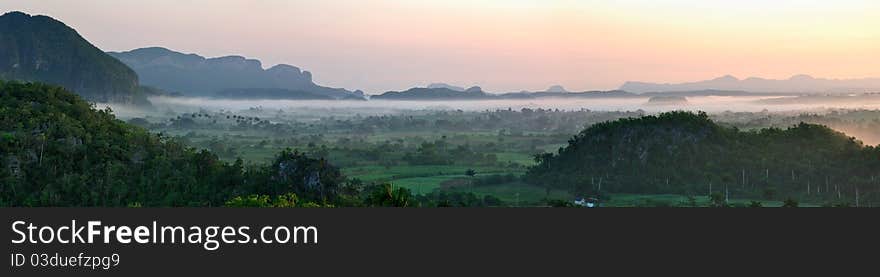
[[343, 165, 518, 182], [393, 175, 462, 194], [600, 194, 820, 207], [493, 152, 536, 166], [449, 182, 573, 206]]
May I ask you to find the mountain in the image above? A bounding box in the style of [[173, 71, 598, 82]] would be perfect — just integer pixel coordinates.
[[525, 111, 878, 204], [620, 75, 880, 94], [646, 95, 688, 105], [427, 83, 465, 91], [213, 88, 366, 100], [108, 47, 364, 100], [500, 90, 637, 99], [543, 85, 568, 93], [372, 86, 490, 100], [374, 85, 637, 100], [0, 11, 145, 104], [640, 90, 768, 97]]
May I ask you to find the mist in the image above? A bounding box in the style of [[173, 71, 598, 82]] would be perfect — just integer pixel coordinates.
[[99, 95, 880, 120]]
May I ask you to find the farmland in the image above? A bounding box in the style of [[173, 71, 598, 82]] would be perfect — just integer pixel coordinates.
[[117, 105, 880, 207]]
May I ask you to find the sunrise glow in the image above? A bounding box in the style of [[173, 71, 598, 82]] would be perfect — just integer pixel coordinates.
[[3, 0, 878, 92]]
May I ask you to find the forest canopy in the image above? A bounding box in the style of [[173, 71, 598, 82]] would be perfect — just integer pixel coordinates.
[[526, 111, 880, 205], [0, 81, 348, 206]]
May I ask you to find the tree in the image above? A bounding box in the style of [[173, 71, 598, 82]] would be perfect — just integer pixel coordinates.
[[782, 198, 799, 208], [224, 193, 329, 207], [685, 195, 697, 207], [762, 187, 777, 200], [364, 183, 411, 207], [708, 192, 726, 207], [464, 168, 477, 192], [465, 169, 477, 177]]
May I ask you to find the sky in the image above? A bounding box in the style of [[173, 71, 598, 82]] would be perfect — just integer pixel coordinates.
[[2, 0, 879, 94]]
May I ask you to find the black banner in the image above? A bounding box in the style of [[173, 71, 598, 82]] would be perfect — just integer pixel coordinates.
[[2, 208, 877, 276]]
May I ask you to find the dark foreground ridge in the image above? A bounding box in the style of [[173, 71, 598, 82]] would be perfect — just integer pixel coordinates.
[[0, 81, 347, 206]]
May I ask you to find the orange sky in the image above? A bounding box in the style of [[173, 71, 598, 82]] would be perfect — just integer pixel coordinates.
[[3, 0, 879, 93]]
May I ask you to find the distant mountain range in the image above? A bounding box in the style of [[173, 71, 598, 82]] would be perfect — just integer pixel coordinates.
[[215, 88, 366, 100], [372, 85, 636, 100], [542, 85, 569, 93], [621, 75, 880, 94], [510, 90, 636, 99], [0, 12, 147, 105], [372, 86, 490, 100], [387, 76, 880, 100], [422, 84, 571, 94], [426, 83, 466, 92], [108, 47, 365, 100], [10, 11, 880, 104]]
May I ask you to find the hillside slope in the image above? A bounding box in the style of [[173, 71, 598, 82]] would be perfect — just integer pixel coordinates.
[[372, 86, 490, 100], [109, 47, 365, 100], [0, 12, 144, 104], [526, 111, 880, 203], [620, 74, 880, 94], [0, 81, 344, 206]]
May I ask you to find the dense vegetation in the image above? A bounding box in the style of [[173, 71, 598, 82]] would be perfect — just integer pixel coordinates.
[[526, 111, 880, 206], [0, 81, 348, 206], [714, 109, 880, 146], [370, 86, 637, 100], [0, 12, 146, 104], [372, 86, 490, 100]]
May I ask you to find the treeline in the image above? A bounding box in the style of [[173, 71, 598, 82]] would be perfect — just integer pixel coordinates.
[[351, 108, 643, 134], [526, 111, 880, 206], [714, 109, 880, 146], [143, 107, 642, 139]]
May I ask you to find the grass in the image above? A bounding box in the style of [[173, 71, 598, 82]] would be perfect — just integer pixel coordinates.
[[392, 175, 463, 194], [493, 152, 536, 166], [358, 130, 506, 145], [603, 193, 820, 207], [344, 163, 824, 208], [343, 164, 518, 182], [539, 143, 567, 153], [448, 182, 573, 206]]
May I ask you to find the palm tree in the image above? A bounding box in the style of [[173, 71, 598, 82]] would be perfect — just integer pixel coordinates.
[[465, 169, 477, 193]]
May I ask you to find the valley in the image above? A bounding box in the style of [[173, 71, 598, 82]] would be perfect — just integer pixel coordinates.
[[101, 96, 880, 207]]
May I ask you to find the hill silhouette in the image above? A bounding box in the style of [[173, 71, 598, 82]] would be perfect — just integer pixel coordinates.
[[621, 75, 880, 94], [372, 86, 490, 100], [0, 11, 145, 104], [526, 111, 879, 203], [109, 47, 364, 100]]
